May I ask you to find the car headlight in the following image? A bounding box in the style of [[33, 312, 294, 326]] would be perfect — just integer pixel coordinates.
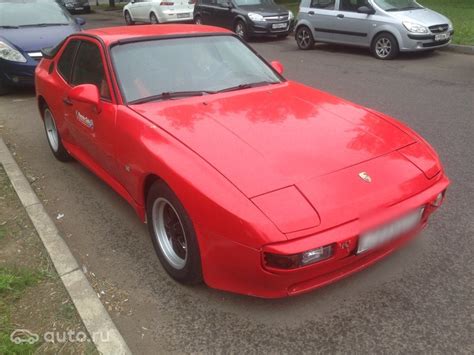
[[403, 21, 429, 34], [248, 12, 265, 22], [0, 41, 27, 63], [288, 10, 294, 20]]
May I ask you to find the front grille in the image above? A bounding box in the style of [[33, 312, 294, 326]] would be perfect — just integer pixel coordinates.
[[429, 24, 449, 33], [264, 14, 289, 22], [423, 39, 450, 47]]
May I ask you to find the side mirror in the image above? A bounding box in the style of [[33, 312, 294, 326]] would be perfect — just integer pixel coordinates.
[[357, 6, 375, 15], [75, 17, 86, 26], [68, 84, 101, 112], [271, 60, 284, 75]]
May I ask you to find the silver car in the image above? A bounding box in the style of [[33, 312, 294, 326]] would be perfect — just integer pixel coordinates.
[[295, 0, 453, 59]]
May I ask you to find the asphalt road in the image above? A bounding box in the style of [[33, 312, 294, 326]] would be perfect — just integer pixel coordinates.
[[1, 13, 473, 353]]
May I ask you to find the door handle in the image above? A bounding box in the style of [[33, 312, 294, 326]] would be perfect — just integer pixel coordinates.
[[63, 97, 73, 106], [337, 14, 345, 18], [308, 11, 315, 15]]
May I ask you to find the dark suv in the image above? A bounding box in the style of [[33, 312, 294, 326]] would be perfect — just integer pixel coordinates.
[[193, 0, 294, 40]]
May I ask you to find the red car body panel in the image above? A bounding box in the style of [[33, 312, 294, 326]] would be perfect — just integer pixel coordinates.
[[35, 25, 449, 298]]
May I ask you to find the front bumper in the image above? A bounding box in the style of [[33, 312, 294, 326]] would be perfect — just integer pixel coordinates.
[[202, 174, 449, 298], [248, 20, 295, 37], [0, 58, 37, 87], [400, 31, 454, 51]]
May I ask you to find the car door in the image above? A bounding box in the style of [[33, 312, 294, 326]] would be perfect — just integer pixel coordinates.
[[328, 0, 373, 45], [212, 0, 234, 29], [129, 0, 146, 20], [301, 0, 339, 42], [199, 0, 218, 25], [64, 38, 118, 177]]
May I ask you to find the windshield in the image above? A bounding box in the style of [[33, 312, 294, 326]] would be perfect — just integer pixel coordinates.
[[111, 35, 282, 104], [373, 0, 423, 11], [0, 0, 73, 27], [233, 0, 274, 6]]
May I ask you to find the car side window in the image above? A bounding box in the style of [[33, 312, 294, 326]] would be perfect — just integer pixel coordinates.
[[57, 40, 79, 83], [71, 41, 111, 100], [310, 0, 336, 9], [339, 0, 366, 12]]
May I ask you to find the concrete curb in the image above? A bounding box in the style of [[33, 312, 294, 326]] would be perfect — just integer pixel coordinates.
[[442, 44, 474, 55], [0, 138, 131, 355]]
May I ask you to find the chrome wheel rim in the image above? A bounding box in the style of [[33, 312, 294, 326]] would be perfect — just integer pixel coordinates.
[[125, 12, 131, 24], [376, 37, 392, 58], [297, 28, 311, 48], [44, 109, 59, 152], [150, 14, 158, 24], [152, 198, 187, 270], [235, 23, 245, 38]]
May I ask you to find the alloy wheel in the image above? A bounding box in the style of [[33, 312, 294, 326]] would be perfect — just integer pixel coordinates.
[[152, 198, 188, 270], [44, 109, 59, 153], [375, 37, 392, 59]]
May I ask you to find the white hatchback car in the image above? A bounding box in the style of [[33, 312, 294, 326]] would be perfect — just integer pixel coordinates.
[[124, 0, 195, 25]]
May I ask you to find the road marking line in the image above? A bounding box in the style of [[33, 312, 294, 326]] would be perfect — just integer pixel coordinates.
[[0, 138, 131, 355]]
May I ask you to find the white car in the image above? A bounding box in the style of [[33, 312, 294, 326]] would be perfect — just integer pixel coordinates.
[[124, 0, 195, 25]]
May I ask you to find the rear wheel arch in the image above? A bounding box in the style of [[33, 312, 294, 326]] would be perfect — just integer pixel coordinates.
[[38, 96, 48, 120]]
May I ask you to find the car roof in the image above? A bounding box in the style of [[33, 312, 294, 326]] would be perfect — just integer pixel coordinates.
[[82, 25, 232, 45]]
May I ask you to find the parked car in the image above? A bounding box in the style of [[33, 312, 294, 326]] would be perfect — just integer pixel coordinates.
[[0, 0, 85, 95], [57, 0, 91, 13], [35, 24, 448, 298], [123, 0, 195, 25], [295, 0, 454, 59], [193, 0, 294, 40]]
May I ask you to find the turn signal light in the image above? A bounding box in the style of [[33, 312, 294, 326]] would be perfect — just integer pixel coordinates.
[[264, 245, 333, 270]]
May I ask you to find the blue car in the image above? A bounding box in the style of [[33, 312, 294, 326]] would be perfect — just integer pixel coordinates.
[[0, 0, 85, 95]]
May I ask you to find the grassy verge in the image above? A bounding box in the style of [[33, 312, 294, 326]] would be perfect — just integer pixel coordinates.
[[275, 0, 473, 45], [0, 165, 98, 354]]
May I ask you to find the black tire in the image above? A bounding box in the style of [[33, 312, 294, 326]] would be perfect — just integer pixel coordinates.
[[146, 180, 203, 285], [150, 12, 159, 24], [124, 11, 135, 25], [371, 32, 399, 60], [194, 15, 202, 25], [42, 106, 72, 162], [234, 20, 249, 41], [0, 76, 9, 96], [295, 25, 314, 50]]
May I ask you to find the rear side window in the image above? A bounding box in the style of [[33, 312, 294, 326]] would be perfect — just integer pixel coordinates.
[[71, 41, 111, 100], [57, 40, 79, 82], [310, 0, 335, 9]]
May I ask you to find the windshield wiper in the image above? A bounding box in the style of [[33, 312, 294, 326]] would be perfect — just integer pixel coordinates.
[[0, 25, 19, 29], [216, 81, 279, 93], [19, 23, 69, 27], [129, 90, 213, 105]]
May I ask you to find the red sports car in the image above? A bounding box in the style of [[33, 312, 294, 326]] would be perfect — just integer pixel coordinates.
[[35, 25, 449, 298]]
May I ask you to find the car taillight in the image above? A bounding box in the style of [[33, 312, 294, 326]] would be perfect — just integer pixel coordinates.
[[264, 245, 333, 270], [160, 1, 174, 5]]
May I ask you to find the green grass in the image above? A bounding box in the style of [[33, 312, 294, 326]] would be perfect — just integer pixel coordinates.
[[0, 268, 43, 354], [275, 0, 473, 45]]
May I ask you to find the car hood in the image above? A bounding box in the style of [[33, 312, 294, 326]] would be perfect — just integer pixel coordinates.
[[389, 8, 451, 26], [239, 4, 289, 16], [0, 25, 78, 52], [130, 82, 416, 198]]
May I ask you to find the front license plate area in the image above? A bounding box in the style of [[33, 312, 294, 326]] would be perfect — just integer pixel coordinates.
[[435, 33, 449, 41], [357, 207, 424, 254], [272, 23, 287, 29]]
